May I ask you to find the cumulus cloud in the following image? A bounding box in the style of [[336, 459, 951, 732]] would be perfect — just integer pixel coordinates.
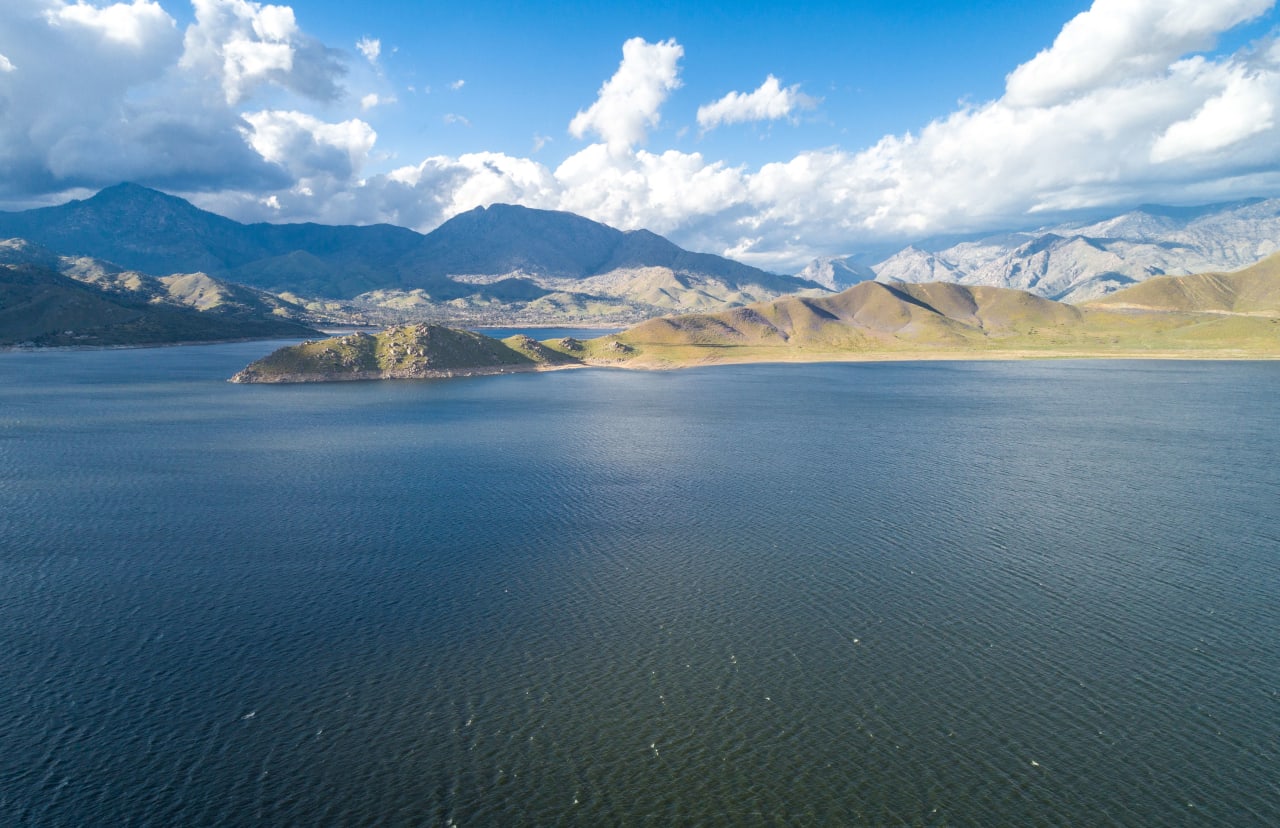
[[0, 53, 14, 72], [180, 0, 344, 104], [45, 0, 174, 49], [1006, 0, 1273, 106], [0, 0, 346, 198], [568, 37, 683, 155], [449, 78, 464, 90], [239, 109, 376, 180], [1150, 63, 1276, 162], [696, 75, 818, 131], [355, 35, 379, 63], [443, 113, 470, 126]]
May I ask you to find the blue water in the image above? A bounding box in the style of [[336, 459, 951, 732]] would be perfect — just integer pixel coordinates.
[[469, 327, 623, 341], [1, 345, 1278, 826]]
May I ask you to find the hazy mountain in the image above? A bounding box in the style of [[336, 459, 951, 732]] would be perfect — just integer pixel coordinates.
[[796, 256, 876, 290], [0, 185, 820, 319], [861, 199, 1280, 302]]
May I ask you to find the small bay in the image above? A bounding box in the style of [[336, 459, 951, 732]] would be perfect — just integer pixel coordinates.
[[1, 344, 1277, 825]]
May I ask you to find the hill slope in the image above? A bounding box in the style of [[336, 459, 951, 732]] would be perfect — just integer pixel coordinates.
[[0, 261, 318, 347], [615, 265, 1280, 365], [1087, 252, 1280, 316]]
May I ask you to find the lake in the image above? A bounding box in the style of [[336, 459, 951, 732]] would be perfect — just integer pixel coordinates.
[[1, 343, 1277, 825]]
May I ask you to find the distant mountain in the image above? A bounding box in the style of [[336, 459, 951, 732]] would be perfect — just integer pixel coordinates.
[[0, 238, 318, 346], [796, 256, 876, 291], [0, 185, 821, 319], [848, 199, 1280, 302]]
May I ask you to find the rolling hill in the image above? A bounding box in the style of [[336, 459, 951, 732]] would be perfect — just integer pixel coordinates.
[[1087, 252, 1280, 316]]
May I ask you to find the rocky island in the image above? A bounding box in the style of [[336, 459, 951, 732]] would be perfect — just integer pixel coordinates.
[[229, 324, 638, 383]]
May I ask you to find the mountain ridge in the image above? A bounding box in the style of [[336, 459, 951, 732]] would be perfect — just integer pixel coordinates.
[[799, 198, 1280, 302], [0, 185, 820, 319], [0, 237, 320, 346]]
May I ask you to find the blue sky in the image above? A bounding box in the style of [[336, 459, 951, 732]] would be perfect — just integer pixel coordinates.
[[1, 0, 1279, 270]]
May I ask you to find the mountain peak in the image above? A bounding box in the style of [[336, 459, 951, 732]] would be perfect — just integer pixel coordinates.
[[81, 182, 200, 211]]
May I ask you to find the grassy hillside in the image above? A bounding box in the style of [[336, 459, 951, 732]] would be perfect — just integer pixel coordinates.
[[1087, 252, 1280, 316], [612, 278, 1279, 366]]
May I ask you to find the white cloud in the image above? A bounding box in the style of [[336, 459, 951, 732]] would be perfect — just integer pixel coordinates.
[[696, 75, 817, 131], [1150, 64, 1276, 162], [0, 53, 14, 72], [443, 113, 470, 126], [355, 35, 378, 63], [360, 92, 394, 110], [449, 78, 464, 91], [44, 0, 174, 49], [1006, 0, 1273, 107], [180, 0, 344, 104], [568, 37, 683, 155], [240, 110, 376, 180]]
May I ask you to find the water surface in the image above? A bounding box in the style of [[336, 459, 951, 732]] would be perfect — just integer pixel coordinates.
[[1, 346, 1277, 825]]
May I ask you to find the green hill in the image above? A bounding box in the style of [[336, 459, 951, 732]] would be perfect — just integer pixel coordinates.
[[613, 276, 1278, 366], [1087, 253, 1280, 316]]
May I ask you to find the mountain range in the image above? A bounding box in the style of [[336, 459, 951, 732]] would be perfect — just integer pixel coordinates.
[[804, 199, 1280, 301], [0, 184, 820, 323], [232, 253, 1280, 381]]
